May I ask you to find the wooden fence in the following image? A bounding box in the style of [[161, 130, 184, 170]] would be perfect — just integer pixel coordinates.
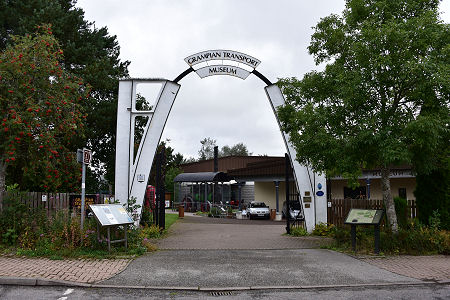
[[327, 198, 417, 227], [0, 191, 109, 216]]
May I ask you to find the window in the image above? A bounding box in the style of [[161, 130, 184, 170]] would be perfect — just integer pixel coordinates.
[[344, 186, 366, 199], [398, 188, 407, 200]]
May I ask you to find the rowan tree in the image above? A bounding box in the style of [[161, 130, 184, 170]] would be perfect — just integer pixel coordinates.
[[0, 26, 89, 192], [0, 0, 130, 188], [277, 0, 449, 233]]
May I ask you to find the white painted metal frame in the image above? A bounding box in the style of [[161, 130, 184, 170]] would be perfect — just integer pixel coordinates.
[[265, 85, 327, 231], [115, 79, 327, 231], [115, 79, 180, 213]]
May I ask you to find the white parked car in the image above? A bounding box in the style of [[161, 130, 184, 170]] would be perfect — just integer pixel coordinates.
[[247, 201, 270, 219]]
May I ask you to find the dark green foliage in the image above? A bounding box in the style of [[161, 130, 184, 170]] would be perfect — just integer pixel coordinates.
[[330, 221, 449, 255], [148, 141, 184, 186], [394, 197, 408, 229], [220, 143, 251, 157], [197, 137, 251, 161], [0, 0, 130, 190], [414, 165, 450, 230], [0, 192, 28, 245], [277, 0, 449, 233]]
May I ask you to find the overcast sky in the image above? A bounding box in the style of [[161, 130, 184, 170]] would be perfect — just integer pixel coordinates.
[[77, 0, 450, 159]]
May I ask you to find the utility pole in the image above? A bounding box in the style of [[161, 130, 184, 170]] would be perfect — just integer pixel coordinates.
[[77, 148, 92, 233]]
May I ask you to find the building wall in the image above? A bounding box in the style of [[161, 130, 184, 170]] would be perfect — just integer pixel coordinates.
[[330, 178, 416, 200], [254, 181, 287, 211]]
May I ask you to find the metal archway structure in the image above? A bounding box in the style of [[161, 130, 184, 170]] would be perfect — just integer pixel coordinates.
[[114, 50, 327, 231]]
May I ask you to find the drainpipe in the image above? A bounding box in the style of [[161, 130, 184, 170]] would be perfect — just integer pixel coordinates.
[[274, 181, 280, 212]]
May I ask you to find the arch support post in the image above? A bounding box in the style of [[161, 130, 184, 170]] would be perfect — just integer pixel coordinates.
[[265, 84, 327, 231], [115, 79, 180, 216]]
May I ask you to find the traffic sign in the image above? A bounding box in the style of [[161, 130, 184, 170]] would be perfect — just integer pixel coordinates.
[[83, 148, 92, 165]]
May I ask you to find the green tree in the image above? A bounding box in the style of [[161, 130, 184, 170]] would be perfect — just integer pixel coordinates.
[[0, 0, 129, 189], [277, 0, 449, 233], [220, 142, 251, 157], [198, 137, 217, 161], [0, 26, 88, 192], [148, 140, 184, 187]]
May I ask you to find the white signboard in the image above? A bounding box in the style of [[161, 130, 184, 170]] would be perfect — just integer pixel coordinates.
[[195, 65, 251, 80], [185, 50, 261, 68], [89, 204, 134, 226]]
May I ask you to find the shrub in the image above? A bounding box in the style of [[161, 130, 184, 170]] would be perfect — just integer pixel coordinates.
[[312, 223, 336, 237], [290, 227, 308, 236], [331, 218, 450, 255], [210, 207, 219, 217], [415, 168, 450, 230], [140, 224, 162, 239], [394, 197, 407, 229]]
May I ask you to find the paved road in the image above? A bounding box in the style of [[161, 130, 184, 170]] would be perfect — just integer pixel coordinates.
[[1, 283, 449, 299]]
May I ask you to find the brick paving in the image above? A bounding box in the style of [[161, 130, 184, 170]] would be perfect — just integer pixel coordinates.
[[360, 255, 450, 281], [0, 257, 131, 283]]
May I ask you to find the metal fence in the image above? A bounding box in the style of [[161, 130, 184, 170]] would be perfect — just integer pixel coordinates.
[[327, 198, 417, 227]]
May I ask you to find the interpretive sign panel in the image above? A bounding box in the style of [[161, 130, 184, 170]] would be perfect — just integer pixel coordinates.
[[89, 204, 134, 226], [345, 209, 384, 225]]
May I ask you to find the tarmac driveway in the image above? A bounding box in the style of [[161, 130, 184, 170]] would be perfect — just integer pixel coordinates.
[[102, 215, 420, 288], [155, 215, 332, 250]]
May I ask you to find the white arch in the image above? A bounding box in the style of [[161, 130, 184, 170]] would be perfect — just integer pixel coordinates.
[[115, 77, 327, 231]]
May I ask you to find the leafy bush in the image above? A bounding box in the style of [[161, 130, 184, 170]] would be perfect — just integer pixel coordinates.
[[415, 168, 450, 230], [209, 207, 219, 217], [312, 223, 336, 237], [0, 187, 180, 258], [290, 227, 308, 237], [140, 225, 162, 239], [331, 217, 450, 255], [394, 197, 407, 229]]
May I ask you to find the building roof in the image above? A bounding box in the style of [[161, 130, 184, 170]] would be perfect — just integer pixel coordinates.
[[173, 172, 231, 183], [181, 156, 281, 173]]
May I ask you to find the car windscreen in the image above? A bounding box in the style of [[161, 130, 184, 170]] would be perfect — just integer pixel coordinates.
[[251, 203, 266, 208], [290, 201, 301, 210]]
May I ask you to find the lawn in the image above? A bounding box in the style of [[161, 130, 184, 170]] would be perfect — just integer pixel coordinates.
[[165, 213, 178, 229]]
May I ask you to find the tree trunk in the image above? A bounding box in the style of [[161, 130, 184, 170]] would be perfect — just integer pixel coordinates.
[[380, 166, 398, 234]]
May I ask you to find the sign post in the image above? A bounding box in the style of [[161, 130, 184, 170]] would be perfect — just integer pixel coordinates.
[[77, 148, 92, 233], [89, 204, 134, 251], [344, 209, 384, 254]]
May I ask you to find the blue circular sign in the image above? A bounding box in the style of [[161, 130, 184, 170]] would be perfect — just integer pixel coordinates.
[[318, 183, 323, 190], [316, 191, 324, 197]]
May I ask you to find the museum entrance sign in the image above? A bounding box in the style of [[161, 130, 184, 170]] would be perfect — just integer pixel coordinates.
[[114, 50, 328, 231]]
